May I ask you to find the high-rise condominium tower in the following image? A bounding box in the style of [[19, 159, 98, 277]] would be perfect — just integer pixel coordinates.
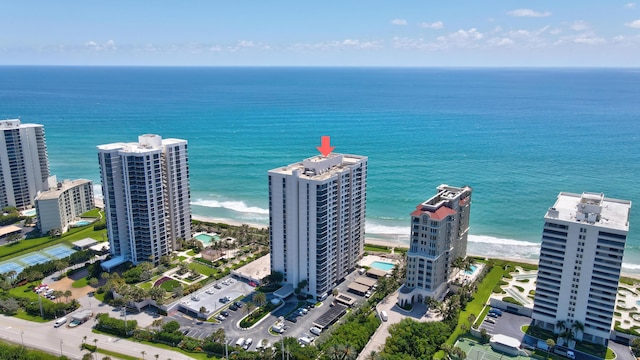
[[0, 119, 50, 209], [98, 134, 191, 269], [532, 192, 631, 345], [398, 185, 472, 306], [268, 153, 367, 300]]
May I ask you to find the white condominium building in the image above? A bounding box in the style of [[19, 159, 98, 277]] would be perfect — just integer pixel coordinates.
[[0, 119, 51, 209], [35, 179, 95, 234], [398, 185, 472, 305], [98, 134, 191, 269], [268, 153, 367, 300], [532, 192, 631, 345]]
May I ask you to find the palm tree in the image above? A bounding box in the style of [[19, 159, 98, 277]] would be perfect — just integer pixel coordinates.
[[244, 302, 256, 316], [571, 320, 584, 340], [63, 290, 72, 303], [253, 292, 267, 307], [440, 343, 453, 358], [556, 319, 567, 334], [82, 335, 87, 344], [546, 339, 555, 359]]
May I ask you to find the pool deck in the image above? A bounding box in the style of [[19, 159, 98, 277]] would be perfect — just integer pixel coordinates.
[[359, 255, 399, 269]]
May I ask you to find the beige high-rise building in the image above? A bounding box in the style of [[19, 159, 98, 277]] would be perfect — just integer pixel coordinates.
[[98, 134, 191, 269], [398, 184, 472, 305], [268, 153, 367, 300], [0, 119, 50, 209], [533, 192, 631, 346]]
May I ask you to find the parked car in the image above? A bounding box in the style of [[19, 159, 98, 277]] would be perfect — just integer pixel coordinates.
[[216, 314, 226, 321], [214, 283, 222, 289], [285, 316, 298, 323], [221, 310, 229, 317], [229, 304, 239, 311], [234, 301, 244, 308], [487, 312, 498, 318], [243, 338, 253, 350], [310, 327, 322, 336], [489, 308, 502, 316]]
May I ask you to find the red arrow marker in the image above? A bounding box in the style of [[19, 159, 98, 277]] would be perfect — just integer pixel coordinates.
[[316, 136, 335, 157]]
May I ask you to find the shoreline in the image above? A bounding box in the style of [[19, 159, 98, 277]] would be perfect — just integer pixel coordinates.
[[93, 198, 640, 280]]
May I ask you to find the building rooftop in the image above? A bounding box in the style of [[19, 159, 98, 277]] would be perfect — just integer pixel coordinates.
[[97, 135, 186, 154], [35, 179, 92, 200], [268, 153, 367, 181], [546, 192, 631, 231], [411, 184, 471, 219]]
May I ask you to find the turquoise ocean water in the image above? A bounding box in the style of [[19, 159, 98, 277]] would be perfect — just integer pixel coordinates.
[[1, 67, 639, 271]]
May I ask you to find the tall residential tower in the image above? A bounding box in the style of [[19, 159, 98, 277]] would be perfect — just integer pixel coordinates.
[[532, 192, 631, 345], [398, 185, 472, 305], [0, 119, 51, 209], [268, 153, 367, 300], [98, 134, 191, 269]]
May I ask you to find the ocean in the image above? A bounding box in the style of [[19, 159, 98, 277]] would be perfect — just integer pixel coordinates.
[[1, 67, 639, 271]]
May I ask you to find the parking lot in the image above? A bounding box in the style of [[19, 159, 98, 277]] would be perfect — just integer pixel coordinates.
[[165, 270, 372, 351]]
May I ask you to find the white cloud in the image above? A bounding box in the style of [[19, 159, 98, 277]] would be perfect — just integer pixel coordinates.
[[487, 37, 514, 47], [626, 19, 640, 28], [626, 3, 636, 8], [420, 21, 444, 29], [292, 39, 383, 50], [391, 18, 407, 26], [85, 40, 117, 51], [570, 20, 590, 31], [549, 28, 562, 35], [573, 34, 605, 45], [508, 9, 552, 17]]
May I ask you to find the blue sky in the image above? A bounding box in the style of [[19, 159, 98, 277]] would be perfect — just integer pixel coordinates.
[[1, 1, 639, 66]]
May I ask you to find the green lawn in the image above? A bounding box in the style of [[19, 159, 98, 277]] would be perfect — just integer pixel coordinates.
[[185, 249, 196, 256], [9, 283, 47, 301], [96, 347, 139, 360], [13, 309, 49, 323], [0, 224, 107, 260], [81, 208, 103, 218], [188, 262, 217, 277], [159, 279, 181, 291], [72, 277, 90, 288], [177, 256, 188, 262], [138, 281, 153, 290], [445, 262, 505, 345], [364, 244, 391, 253]]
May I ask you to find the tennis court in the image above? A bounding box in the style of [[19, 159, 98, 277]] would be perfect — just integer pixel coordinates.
[[456, 338, 531, 360], [16, 253, 52, 266], [0, 261, 24, 275], [43, 244, 76, 259]]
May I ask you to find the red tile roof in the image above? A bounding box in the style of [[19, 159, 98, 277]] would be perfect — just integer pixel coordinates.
[[411, 205, 457, 220]]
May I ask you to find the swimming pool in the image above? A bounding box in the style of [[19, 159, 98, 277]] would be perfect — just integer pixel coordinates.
[[75, 220, 91, 226], [370, 261, 395, 271], [195, 233, 220, 244], [465, 265, 478, 275], [22, 209, 37, 217]]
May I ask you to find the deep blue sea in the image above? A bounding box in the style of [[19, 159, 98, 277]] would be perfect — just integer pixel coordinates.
[[2, 67, 639, 271]]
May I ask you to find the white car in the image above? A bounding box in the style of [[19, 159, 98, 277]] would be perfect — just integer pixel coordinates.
[[310, 326, 322, 336], [243, 338, 253, 350]]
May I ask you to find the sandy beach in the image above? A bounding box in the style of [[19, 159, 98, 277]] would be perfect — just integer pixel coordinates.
[[93, 197, 640, 280]]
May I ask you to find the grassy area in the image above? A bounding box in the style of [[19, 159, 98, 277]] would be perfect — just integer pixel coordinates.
[[96, 347, 140, 360], [72, 277, 90, 288], [13, 309, 49, 323], [188, 262, 218, 277], [81, 208, 103, 218], [177, 256, 188, 262], [9, 283, 46, 301], [159, 279, 181, 291], [445, 263, 505, 345], [185, 249, 196, 256], [0, 224, 107, 260], [138, 281, 153, 290], [364, 244, 391, 253], [94, 291, 106, 302]]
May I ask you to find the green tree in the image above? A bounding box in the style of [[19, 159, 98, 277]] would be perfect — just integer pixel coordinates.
[[546, 339, 556, 359], [253, 292, 267, 307]]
